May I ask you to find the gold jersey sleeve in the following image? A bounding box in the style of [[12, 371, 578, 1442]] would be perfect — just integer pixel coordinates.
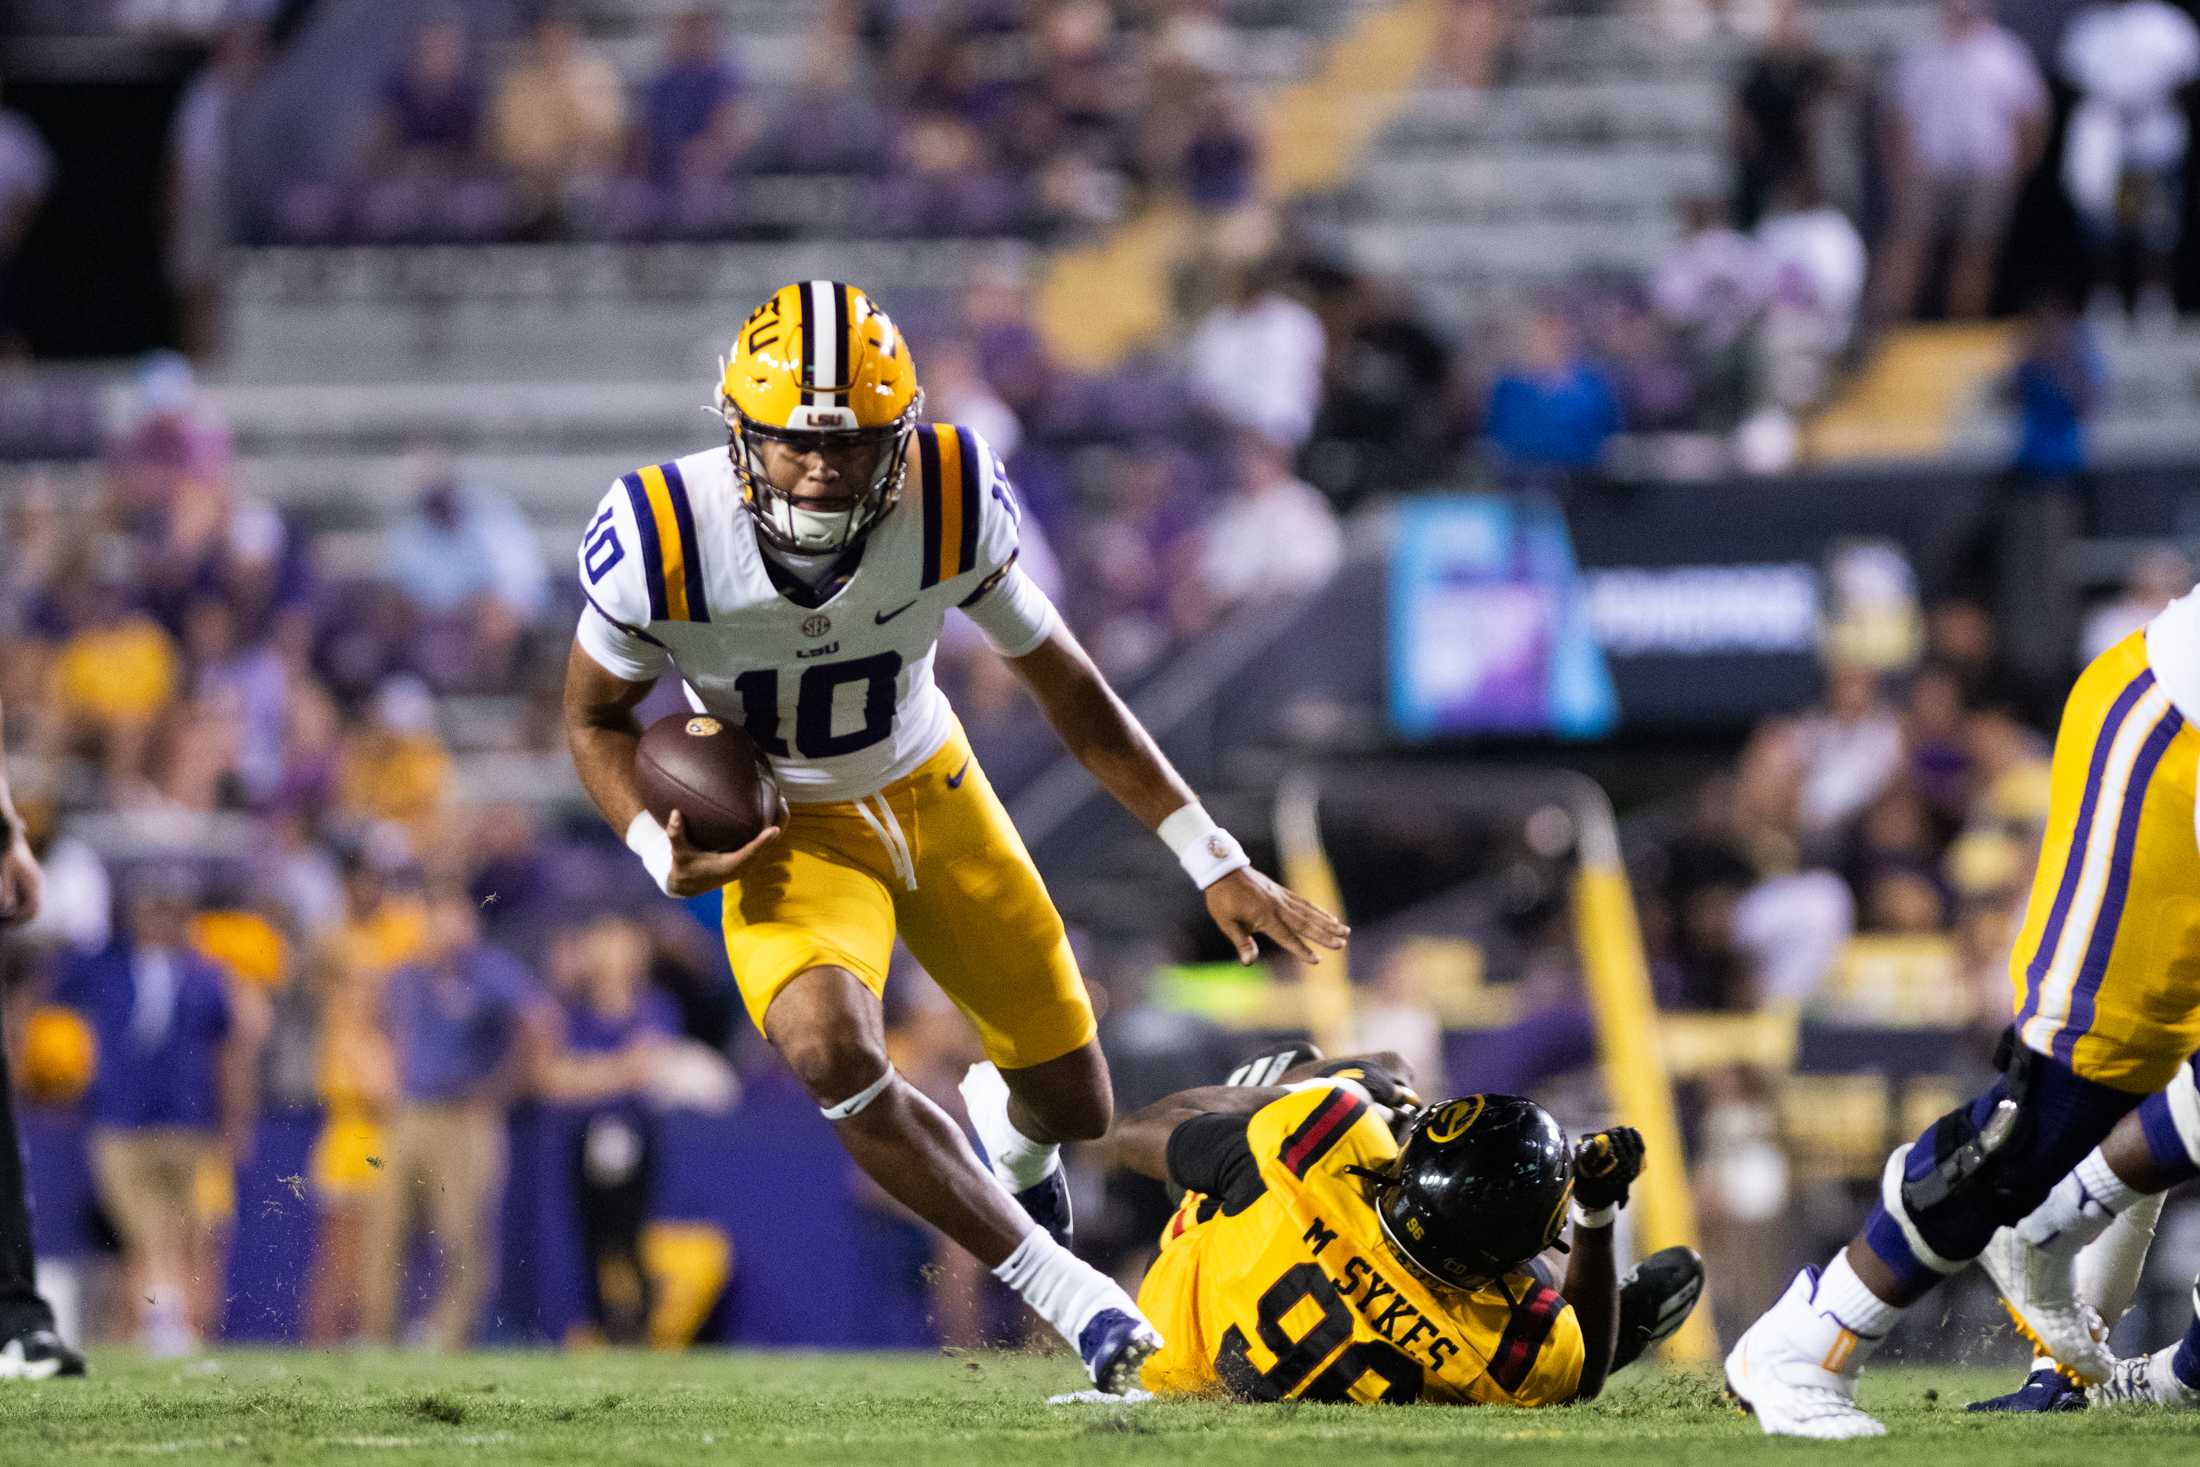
[[1137, 1085, 1584, 1406]]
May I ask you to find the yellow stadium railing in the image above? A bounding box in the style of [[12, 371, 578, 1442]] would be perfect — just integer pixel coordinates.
[[1563, 774, 1716, 1366]]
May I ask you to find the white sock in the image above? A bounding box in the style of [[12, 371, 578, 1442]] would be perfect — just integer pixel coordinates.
[[1816, 1252, 1903, 1341], [2018, 1148, 2144, 1254], [2078, 1191, 2165, 1326], [991, 1226, 1141, 1346], [961, 1061, 1060, 1192]]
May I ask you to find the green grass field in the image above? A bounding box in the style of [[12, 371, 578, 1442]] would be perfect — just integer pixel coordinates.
[[3, 1350, 2196, 1466]]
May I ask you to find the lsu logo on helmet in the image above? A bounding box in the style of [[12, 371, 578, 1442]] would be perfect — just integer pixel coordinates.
[[718, 281, 922, 555]]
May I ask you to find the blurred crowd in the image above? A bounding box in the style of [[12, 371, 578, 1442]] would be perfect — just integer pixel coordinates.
[[206, 2, 1259, 250], [0, 354, 765, 1351], [1341, 0, 2200, 487], [4, 0, 2179, 483], [1203, 0, 2176, 495]]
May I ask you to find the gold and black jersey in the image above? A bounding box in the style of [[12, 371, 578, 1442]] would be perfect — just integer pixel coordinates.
[[1136, 1086, 1584, 1406]]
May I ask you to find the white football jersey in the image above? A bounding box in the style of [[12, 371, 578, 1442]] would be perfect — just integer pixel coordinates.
[[2147, 582, 2200, 727], [575, 423, 1049, 802]]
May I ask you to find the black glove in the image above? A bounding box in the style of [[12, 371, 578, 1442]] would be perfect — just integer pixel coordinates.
[[1573, 1127, 1646, 1211], [1224, 1041, 1324, 1088], [1312, 1059, 1422, 1114]]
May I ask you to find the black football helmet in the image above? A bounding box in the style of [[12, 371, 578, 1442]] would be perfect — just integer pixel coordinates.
[[1366, 1094, 1574, 1291]]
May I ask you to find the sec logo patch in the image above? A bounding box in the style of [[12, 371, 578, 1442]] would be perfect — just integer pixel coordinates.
[[685, 717, 723, 737], [802, 614, 832, 638]]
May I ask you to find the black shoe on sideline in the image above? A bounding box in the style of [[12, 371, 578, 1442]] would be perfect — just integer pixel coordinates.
[[0, 1330, 87, 1381]]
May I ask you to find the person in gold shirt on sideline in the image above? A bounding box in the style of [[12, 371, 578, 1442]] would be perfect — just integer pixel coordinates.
[[45, 585, 179, 792], [301, 828, 424, 1346], [337, 679, 452, 851], [1106, 1048, 1702, 1406]]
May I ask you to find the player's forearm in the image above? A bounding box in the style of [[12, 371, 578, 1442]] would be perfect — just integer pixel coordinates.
[[569, 716, 648, 830], [563, 643, 652, 832], [1111, 1085, 1283, 1179], [1561, 1221, 1618, 1402]]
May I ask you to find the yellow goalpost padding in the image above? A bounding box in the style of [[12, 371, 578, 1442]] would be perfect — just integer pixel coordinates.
[[1573, 850, 1717, 1365]]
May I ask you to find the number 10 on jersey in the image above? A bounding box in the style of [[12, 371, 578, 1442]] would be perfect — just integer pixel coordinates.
[[733, 653, 904, 761]]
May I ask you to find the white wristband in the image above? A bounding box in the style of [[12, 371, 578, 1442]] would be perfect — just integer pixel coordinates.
[[1157, 802, 1251, 889], [1571, 1200, 1617, 1230], [626, 810, 676, 896]]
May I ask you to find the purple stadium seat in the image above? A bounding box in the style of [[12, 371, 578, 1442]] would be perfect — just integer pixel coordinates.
[[754, 98, 894, 176], [438, 178, 516, 244], [584, 177, 670, 242], [272, 181, 348, 245], [953, 173, 1036, 236], [357, 176, 435, 245], [662, 178, 748, 241]]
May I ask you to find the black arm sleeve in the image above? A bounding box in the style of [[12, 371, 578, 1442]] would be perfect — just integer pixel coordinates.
[[1165, 1113, 1266, 1215]]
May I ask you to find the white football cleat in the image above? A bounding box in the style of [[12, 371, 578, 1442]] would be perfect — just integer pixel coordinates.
[[1724, 1272, 1887, 1439], [2089, 1344, 2200, 1410], [1046, 1387, 1156, 1406], [1979, 1225, 2114, 1385]]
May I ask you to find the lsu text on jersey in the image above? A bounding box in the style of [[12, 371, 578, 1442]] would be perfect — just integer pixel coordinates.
[[1137, 1086, 1585, 1405]]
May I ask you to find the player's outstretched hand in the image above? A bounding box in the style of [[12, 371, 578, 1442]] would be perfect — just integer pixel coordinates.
[[1204, 868, 1349, 965], [1573, 1126, 1646, 1211], [663, 809, 781, 898], [0, 831, 43, 926]]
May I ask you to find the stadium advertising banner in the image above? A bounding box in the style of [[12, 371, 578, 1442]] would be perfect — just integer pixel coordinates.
[[1387, 495, 1618, 740], [1388, 477, 1990, 736]]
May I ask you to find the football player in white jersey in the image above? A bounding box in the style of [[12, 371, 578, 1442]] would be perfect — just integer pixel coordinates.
[[561, 280, 1346, 1389]]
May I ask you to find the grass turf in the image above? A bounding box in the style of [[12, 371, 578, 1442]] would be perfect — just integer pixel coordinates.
[[1, 1349, 2195, 1466]]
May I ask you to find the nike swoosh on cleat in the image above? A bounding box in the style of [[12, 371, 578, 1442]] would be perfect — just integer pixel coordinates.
[[875, 599, 920, 624], [946, 758, 971, 789]]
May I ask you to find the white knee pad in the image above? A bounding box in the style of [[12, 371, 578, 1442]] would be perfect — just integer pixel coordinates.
[[1881, 1143, 1968, 1276], [819, 1064, 898, 1122]]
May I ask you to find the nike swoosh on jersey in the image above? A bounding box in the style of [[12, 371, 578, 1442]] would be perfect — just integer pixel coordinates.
[[946, 758, 971, 789], [875, 598, 920, 624]]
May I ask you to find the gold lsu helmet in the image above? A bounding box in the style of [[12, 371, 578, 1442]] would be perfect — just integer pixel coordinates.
[[717, 280, 922, 554]]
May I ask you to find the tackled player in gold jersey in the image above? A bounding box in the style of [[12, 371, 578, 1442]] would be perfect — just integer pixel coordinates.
[[1108, 1049, 1703, 1405]]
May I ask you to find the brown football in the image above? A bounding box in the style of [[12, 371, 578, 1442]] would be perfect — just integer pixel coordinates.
[[634, 713, 787, 853]]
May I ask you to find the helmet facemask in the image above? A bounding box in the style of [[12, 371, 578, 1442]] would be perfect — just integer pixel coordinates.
[[724, 392, 921, 556]]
